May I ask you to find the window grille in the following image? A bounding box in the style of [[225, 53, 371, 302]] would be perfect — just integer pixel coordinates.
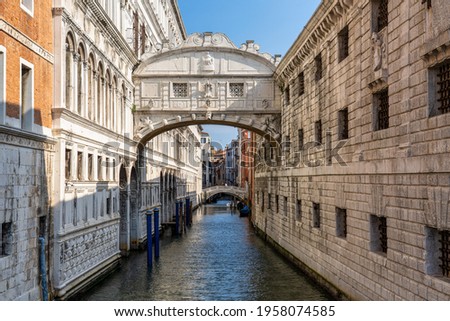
[[437, 60, 450, 114], [315, 120, 322, 145], [298, 72, 305, 96], [338, 26, 349, 62], [173, 83, 188, 98], [298, 128, 304, 150], [379, 216, 387, 253], [313, 203, 320, 228], [377, 0, 388, 31], [229, 83, 244, 97], [1, 222, 12, 256], [315, 54, 323, 81], [296, 199, 302, 221], [336, 208, 347, 238], [375, 89, 389, 130], [338, 108, 349, 140], [261, 192, 265, 212], [439, 230, 450, 277]]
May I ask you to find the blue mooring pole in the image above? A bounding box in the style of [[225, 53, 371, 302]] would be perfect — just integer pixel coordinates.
[[153, 208, 160, 259], [175, 201, 180, 236], [146, 210, 153, 268], [38, 237, 48, 301], [185, 197, 191, 227]]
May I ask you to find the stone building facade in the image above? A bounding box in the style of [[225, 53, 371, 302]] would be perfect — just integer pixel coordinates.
[[49, 0, 202, 299], [0, 0, 55, 300], [253, 0, 450, 300]]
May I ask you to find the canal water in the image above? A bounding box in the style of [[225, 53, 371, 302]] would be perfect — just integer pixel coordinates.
[[77, 200, 332, 301]]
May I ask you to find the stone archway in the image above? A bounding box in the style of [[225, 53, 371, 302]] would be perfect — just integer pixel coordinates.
[[133, 32, 282, 144]]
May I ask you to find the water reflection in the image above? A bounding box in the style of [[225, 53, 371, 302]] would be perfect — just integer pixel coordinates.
[[78, 200, 332, 301]]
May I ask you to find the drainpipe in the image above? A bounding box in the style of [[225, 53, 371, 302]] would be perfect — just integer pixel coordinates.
[[38, 237, 48, 301]]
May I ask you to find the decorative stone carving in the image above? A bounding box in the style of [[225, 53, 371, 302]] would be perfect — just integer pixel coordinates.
[[203, 80, 214, 98], [201, 52, 215, 72], [58, 225, 118, 284], [264, 115, 281, 138], [136, 117, 154, 131], [372, 32, 385, 72]]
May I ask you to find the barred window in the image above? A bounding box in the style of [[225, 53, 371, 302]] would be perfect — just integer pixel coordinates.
[[338, 108, 349, 140], [338, 26, 349, 62], [374, 88, 389, 131], [370, 215, 387, 254], [426, 227, 450, 278], [437, 60, 450, 115], [173, 83, 188, 98], [298, 72, 305, 96], [229, 83, 244, 97], [315, 120, 322, 145], [336, 208, 347, 238], [439, 230, 450, 277], [315, 54, 323, 81], [0, 222, 12, 257], [298, 128, 304, 150], [376, 0, 388, 32], [296, 199, 302, 221], [313, 203, 320, 228]]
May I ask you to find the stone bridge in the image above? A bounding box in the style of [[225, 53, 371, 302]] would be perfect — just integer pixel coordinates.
[[201, 185, 248, 203], [132, 32, 282, 144]]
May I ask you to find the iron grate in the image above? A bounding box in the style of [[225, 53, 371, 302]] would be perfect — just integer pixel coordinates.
[[298, 72, 305, 96], [379, 216, 387, 253], [437, 61, 450, 114], [439, 230, 450, 278], [229, 83, 244, 97], [173, 83, 188, 98], [377, 0, 389, 31], [338, 26, 349, 62], [377, 89, 389, 130]]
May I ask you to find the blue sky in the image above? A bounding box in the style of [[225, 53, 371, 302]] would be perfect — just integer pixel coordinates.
[[177, 0, 321, 145]]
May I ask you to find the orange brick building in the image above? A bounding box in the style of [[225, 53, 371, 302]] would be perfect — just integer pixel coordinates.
[[0, 0, 54, 300]]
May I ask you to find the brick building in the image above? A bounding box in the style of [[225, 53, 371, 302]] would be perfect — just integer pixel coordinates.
[[0, 0, 55, 300]]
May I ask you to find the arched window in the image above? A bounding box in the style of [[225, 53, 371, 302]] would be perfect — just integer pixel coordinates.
[[112, 76, 117, 132], [77, 44, 86, 115], [87, 54, 95, 121], [65, 34, 75, 110], [105, 70, 111, 129], [97, 62, 104, 125]]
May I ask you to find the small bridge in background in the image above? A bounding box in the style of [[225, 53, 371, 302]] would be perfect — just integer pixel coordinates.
[[201, 185, 247, 203]]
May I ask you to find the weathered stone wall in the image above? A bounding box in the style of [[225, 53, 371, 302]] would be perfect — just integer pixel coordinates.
[[0, 130, 54, 300], [254, 0, 450, 300]]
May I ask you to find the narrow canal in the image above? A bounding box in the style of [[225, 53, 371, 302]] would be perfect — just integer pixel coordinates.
[[77, 200, 332, 301]]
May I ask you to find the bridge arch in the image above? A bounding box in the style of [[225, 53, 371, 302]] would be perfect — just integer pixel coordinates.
[[201, 186, 248, 204], [132, 32, 282, 145]]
